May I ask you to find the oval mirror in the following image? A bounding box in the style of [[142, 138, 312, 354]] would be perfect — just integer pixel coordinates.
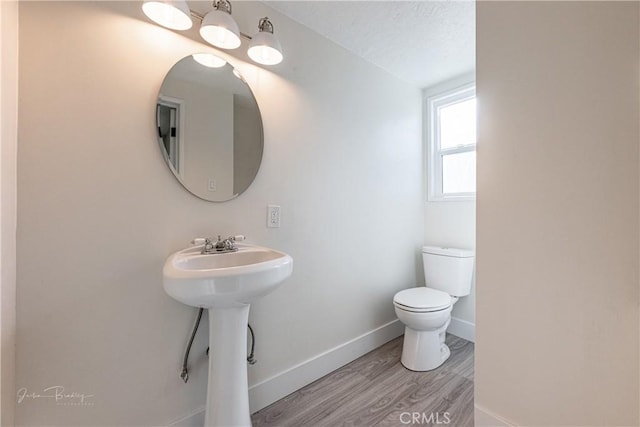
[[156, 54, 263, 201]]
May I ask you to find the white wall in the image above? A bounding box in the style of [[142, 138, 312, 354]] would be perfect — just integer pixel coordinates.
[[424, 200, 475, 337], [424, 73, 476, 341], [476, 2, 639, 426], [15, 2, 423, 425], [0, 0, 18, 425]]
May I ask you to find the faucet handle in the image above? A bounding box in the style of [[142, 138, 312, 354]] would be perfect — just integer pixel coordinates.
[[231, 235, 246, 242], [192, 238, 216, 253]]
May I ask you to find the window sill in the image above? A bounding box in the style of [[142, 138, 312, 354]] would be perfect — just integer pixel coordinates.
[[428, 194, 476, 203]]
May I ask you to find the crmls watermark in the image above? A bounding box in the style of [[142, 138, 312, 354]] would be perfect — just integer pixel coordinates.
[[399, 411, 451, 425]]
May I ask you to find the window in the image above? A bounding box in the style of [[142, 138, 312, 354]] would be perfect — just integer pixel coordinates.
[[427, 82, 476, 201]]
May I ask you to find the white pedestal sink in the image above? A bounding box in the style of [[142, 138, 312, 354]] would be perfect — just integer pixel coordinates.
[[163, 242, 293, 427]]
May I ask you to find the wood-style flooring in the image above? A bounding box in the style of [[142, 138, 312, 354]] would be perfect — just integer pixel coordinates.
[[251, 334, 474, 427]]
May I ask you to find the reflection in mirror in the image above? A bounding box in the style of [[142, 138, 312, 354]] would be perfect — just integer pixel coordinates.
[[157, 97, 183, 174], [157, 54, 263, 202]]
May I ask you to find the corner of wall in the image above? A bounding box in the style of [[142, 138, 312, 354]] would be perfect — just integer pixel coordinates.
[[477, 1, 640, 425], [0, 1, 19, 425], [474, 405, 515, 427]]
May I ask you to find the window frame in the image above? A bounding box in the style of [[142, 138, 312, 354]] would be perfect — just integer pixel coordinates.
[[426, 81, 477, 202]]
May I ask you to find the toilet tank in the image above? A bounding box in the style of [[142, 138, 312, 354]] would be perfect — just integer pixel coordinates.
[[422, 246, 474, 297]]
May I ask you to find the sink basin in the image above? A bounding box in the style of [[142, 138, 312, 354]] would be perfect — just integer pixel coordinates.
[[163, 243, 293, 308], [163, 241, 293, 426]]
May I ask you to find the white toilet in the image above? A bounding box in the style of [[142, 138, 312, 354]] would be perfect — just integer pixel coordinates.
[[393, 246, 474, 371]]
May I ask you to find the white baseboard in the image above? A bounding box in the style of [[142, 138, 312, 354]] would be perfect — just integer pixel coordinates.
[[447, 316, 475, 343], [475, 404, 515, 427], [169, 319, 404, 426], [169, 405, 205, 427]]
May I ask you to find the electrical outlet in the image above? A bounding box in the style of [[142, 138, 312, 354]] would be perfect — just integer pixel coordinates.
[[267, 205, 281, 228]]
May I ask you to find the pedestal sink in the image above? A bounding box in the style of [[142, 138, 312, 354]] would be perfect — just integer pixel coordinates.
[[163, 241, 293, 427]]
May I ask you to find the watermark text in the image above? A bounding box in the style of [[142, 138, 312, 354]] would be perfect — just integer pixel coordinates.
[[400, 411, 451, 425], [17, 386, 94, 406]]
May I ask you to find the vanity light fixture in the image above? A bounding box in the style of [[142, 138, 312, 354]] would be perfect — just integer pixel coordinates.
[[142, 0, 284, 66], [200, 0, 241, 49], [142, 0, 192, 31], [192, 53, 227, 68], [247, 18, 283, 66]]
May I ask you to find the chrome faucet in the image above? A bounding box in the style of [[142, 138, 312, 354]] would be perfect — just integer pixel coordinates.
[[214, 235, 237, 252], [196, 235, 245, 254]]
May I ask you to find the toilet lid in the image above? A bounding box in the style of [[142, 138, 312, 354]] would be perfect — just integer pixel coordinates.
[[394, 288, 451, 312]]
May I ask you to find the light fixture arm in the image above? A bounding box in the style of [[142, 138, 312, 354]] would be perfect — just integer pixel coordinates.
[[257, 17, 274, 34], [212, 0, 232, 15]]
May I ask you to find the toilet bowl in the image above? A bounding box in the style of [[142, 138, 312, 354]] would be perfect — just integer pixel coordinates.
[[393, 288, 455, 371], [393, 246, 474, 372]]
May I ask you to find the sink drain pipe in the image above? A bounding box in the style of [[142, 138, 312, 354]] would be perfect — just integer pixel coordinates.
[[180, 308, 257, 383]]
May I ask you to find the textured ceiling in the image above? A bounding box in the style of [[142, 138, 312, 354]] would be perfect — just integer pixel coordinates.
[[265, 1, 475, 88]]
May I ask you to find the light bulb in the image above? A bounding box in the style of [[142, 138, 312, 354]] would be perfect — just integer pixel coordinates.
[[200, 9, 241, 49], [142, 0, 192, 30], [247, 18, 283, 65]]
